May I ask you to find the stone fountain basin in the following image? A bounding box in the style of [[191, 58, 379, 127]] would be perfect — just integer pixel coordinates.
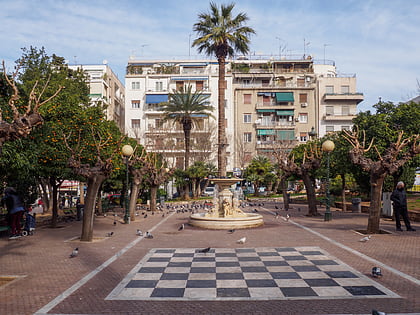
[[189, 212, 264, 230]]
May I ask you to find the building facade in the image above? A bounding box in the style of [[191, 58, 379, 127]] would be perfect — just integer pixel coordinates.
[[124, 59, 234, 170], [68, 64, 125, 130], [124, 57, 363, 173]]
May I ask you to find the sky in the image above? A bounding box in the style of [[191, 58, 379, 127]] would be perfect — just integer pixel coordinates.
[[1, 0, 419, 112]]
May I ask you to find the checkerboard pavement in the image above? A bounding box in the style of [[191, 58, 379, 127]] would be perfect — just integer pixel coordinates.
[[107, 246, 398, 301]]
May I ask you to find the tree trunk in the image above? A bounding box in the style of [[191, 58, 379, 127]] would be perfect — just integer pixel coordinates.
[[302, 173, 319, 216], [50, 180, 59, 228], [150, 185, 158, 212], [129, 182, 140, 222], [81, 175, 105, 242], [280, 177, 289, 211], [217, 57, 227, 177], [340, 173, 347, 212], [183, 121, 191, 170], [366, 173, 386, 234]]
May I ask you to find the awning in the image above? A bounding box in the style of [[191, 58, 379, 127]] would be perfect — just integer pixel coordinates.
[[275, 92, 294, 102], [170, 77, 208, 81], [257, 129, 275, 135], [276, 110, 294, 116], [145, 94, 168, 104], [257, 92, 273, 97], [276, 130, 295, 140], [256, 109, 276, 113]]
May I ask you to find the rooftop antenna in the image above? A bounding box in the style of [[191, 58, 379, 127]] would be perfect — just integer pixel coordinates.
[[323, 44, 331, 64], [303, 38, 310, 59]]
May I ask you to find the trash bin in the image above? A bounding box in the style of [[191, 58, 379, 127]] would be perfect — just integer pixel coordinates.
[[76, 204, 84, 221], [351, 198, 361, 213]]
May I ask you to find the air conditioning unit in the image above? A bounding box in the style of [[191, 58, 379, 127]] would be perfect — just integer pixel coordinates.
[[301, 103, 308, 107], [295, 117, 300, 122]]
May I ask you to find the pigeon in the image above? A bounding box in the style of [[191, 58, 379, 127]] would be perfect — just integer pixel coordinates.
[[237, 237, 246, 244], [136, 229, 143, 236], [145, 231, 153, 239], [252, 209, 258, 213], [228, 229, 235, 234], [198, 247, 211, 254], [275, 205, 279, 210], [286, 214, 290, 221], [144, 214, 148, 219], [371, 267, 383, 278], [178, 224, 185, 231], [106, 232, 114, 237], [372, 310, 387, 315], [69, 247, 79, 258], [359, 235, 371, 242], [162, 213, 165, 217], [275, 212, 279, 219], [113, 221, 117, 226]]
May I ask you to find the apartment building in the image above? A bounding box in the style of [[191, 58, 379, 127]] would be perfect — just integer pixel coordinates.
[[68, 64, 125, 130], [314, 63, 364, 136], [124, 56, 363, 173], [124, 59, 234, 170]]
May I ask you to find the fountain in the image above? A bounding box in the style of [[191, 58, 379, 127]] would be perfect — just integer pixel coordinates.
[[189, 178, 264, 229]]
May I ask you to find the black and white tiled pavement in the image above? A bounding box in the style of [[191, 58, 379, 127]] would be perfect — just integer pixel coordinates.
[[107, 246, 399, 301]]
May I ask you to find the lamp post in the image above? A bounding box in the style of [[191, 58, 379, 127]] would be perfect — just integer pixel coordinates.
[[122, 144, 134, 224], [322, 140, 335, 221]]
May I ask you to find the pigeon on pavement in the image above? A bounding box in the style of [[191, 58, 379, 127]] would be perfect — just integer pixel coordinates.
[[69, 247, 79, 258], [237, 237, 246, 244], [372, 310, 387, 315], [178, 224, 185, 231], [228, 229, 235, 234], [136, 229, 143, 236], [145, 231, 153, 239], [106, 232, 114, 237], [359, 235, 371, 242], [198, 247, 211, 254]]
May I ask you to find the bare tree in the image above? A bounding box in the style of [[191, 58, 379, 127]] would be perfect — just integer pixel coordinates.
[[343, 129, 420, 233], [0, 61, 62, 148]]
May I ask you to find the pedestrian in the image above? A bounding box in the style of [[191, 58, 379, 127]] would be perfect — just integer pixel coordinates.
[[390, 181, 416, 232], [1, 187, 25, 239]]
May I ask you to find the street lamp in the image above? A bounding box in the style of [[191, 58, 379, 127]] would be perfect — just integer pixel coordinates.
[[322, 140, 335, 221], [122, 144, 134, 224]]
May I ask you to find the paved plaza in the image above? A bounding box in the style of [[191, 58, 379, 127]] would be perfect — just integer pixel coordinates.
[[0, 201, 419, 315]]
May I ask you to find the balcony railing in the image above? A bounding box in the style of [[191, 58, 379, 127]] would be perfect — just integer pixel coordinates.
[[323, 114, 356, 121], [323, 93, 364, 102]]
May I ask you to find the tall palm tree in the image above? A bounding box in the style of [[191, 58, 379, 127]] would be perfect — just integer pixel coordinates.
[[193, 2, 255, 177], [159, 85, 214, 170]]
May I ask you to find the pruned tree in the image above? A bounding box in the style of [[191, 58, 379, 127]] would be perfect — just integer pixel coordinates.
[[0, 61, 62, 148], [65, 126, 124, 242], [277, 142, 322, 216], [343, 128, 420, 233]]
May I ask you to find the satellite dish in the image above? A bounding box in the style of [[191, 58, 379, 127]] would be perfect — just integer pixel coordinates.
[[102, 59, 108, 65]]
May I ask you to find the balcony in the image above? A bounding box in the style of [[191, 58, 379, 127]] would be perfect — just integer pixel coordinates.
[[323, 93, 364, 103], [255, 121, 295, 129], [323, 114, 356, 121], [255, 139, 297, 150]]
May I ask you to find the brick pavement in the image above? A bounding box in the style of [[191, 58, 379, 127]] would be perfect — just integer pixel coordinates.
[[0, 202, 419, 315]]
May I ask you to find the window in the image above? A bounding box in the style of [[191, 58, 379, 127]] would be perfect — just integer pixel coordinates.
[[297, 78, 305, 87], [131, 100, 140, 108], [243, 132, 252, 142], [326, 126, 334, 132], [155, 119, 163, 129], [300, 132, 308, 142], [242, 79, 250, 86], [131, 81, 140, 90], [299, 93, 308, 103], [263, 95, 271, 105], [196, 81, 204, 91], [326, 106, 334, 116], [341, 125, 350, 131], [299, 113, 308, 123], [325, 85, 334, 94], [262, 79, 270, 87], [243, 113, 252, 123], [341, 85, 350, 94], [243, 94, 252, 104], [155, 81, 163, 91], [131, 119, 140, 129], [342, 105, 350, 115], [176, 81, 184, 90]]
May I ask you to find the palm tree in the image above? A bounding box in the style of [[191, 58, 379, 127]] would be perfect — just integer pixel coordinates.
[[193, 2, 255, 177], [159, 85, 214, 170]]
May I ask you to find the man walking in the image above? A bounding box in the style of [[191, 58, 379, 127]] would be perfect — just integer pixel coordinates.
[[390, 181, 416, 232]]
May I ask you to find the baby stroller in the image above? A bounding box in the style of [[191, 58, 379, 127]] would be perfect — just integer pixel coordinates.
[[22, 210, 36, 236]]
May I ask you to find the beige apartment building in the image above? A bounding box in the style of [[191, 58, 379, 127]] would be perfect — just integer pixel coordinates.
[[68, 64, 125, 130]]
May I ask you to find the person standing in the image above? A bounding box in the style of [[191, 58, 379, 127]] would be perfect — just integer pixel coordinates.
[[390, 181, 416, 232], [1, 187, 25, 239]]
